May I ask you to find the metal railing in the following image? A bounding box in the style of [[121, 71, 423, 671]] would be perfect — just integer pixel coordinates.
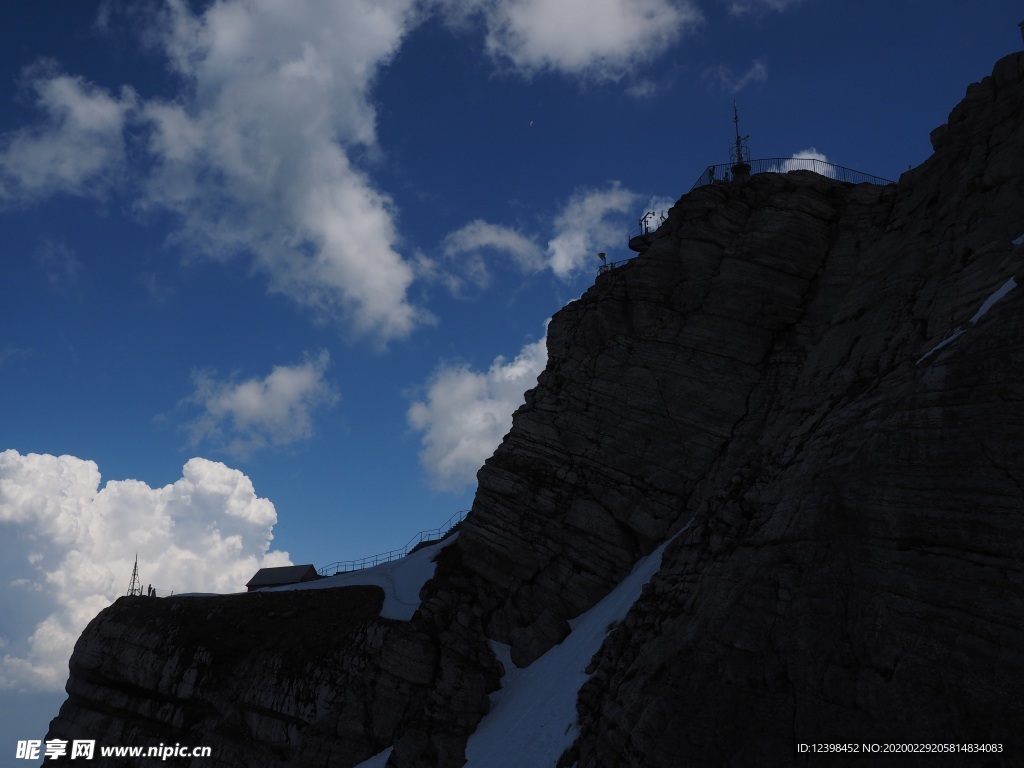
[[690, 157, 894, 190], [597, 258, 630, 277], [132, 586, 175, 598], [317, 510, 468, 577]]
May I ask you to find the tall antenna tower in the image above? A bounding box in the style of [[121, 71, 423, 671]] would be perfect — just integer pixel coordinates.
[[126, 554, 143, 597], [730, 102, 752, 182]]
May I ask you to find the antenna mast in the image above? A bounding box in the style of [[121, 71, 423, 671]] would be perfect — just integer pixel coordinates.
[[126, 554, 143, 597], [730, 102, 752, 183]]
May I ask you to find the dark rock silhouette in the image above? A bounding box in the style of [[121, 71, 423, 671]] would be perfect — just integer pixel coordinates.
[[46, 51, 1024, 767]]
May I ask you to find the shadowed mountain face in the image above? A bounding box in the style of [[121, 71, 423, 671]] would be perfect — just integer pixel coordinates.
[[47, 52, 1024, 768]]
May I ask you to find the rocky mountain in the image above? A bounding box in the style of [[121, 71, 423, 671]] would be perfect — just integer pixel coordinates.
[[45, 50, 1024, 767]]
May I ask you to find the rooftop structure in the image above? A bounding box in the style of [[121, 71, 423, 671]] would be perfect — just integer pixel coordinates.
[[246, 564, 320, 592]]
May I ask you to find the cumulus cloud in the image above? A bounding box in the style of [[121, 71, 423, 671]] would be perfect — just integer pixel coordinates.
[[703, 58, 767, 93], [0, 62, 136, 204], [185, 351, 339, 457], [435, 0, 702, 80], [547, 182, 643, 278], [408, 331, 548, 491], [0, 450, 289, 691], [134, 0, 426, 343]]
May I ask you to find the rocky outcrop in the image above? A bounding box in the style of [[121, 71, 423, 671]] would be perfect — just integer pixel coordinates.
[[564, 51, 1024, 767], [48, 586, 437, 767], [47, 52, 1024, 767]]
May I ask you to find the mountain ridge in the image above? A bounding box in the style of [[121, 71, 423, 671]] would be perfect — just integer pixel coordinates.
[[45, 50, 1024, 767]]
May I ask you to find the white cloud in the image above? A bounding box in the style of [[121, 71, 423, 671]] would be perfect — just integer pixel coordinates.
[[0, 450, 289, 692], [789, 148, 827, 163], [436, 0, 702, 80], [443, 220, 545, 272], [775, 148, 839, 178], [435, 220, 544, 294], [185, 351, 339, 457], [0, 62, 136, 204], [408, 331, 548, 491], [703, 58, 767, 93], [136, 0, 426, 343], [547, 182, 642, 278], [436, 183, 652, 285], [2, 0, 429, 342]]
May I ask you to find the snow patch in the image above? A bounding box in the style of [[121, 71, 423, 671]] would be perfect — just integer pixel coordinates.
[[916, 275, 1018, 364], [970, 277, 1017, 325], [463, 526, 687, 767], [916, 327, 966, 364], [260, 535, 457, 621], [354, 746, 392, 768]]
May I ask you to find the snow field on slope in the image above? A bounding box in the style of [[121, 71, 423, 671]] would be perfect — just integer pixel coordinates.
[[355, 531, 682, 768], [917, 275, 1017, 363], [265, 535, 456, 621], [464, 529, 683, 767]]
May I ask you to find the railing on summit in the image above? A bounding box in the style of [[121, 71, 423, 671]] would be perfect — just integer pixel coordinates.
[[626, 210, 668, 254], [597, 258, 630, 276], [317, 509, 468, 577], [690, 157, 895, 191]]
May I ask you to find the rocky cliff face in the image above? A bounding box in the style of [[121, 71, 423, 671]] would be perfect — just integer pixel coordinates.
[[47, 52, 1024, 768]]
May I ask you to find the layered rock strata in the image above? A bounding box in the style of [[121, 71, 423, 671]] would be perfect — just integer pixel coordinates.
[[46, 51, 1024, 768], [564, 50, 1024, 768]]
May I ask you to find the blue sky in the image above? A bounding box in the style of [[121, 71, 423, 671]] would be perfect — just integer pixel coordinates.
[[1, 0, 1021, 751]]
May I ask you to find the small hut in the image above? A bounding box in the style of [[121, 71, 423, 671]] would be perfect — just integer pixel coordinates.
[[245, 564, 319, 592]]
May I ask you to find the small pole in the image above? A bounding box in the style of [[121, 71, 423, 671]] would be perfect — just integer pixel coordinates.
[[733, 102, 743, 162], [1019, 19, 1024, 46]]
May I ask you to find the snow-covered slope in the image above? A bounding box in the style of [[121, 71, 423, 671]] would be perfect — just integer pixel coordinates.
[[263, 536, 456, 621], [355, 528, 684, 768]]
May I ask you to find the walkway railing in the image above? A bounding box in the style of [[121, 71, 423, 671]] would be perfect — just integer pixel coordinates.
[[597, 259, 630, 277], [131, 586, 175, 598], [317, 510, 468, 577], [691, 157, 894, 190]]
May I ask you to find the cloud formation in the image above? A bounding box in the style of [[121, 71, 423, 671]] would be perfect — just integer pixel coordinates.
[[776, 148, 835, 176], [703, 58, 767, 93], [138, 0, 426, 343], [0, 450, 289, 691], [408, 332, 548, 490], [2, 0, 699, 340], [3, 1, 430, 343], [434, 220, 544, 295], [435, 0, 701, 80], [185, 351, 339, 457], [435, 183, 649, 288], [2, 0, 700, 342], [547, 183, 643, 278], [0, 62, 135, 204]]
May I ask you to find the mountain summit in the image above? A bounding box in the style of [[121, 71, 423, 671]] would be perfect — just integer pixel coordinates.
[[46, 51, 1024, 767]]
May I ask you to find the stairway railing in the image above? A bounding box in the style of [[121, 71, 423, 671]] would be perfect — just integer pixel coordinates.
[[317, 510, 468, 577]]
